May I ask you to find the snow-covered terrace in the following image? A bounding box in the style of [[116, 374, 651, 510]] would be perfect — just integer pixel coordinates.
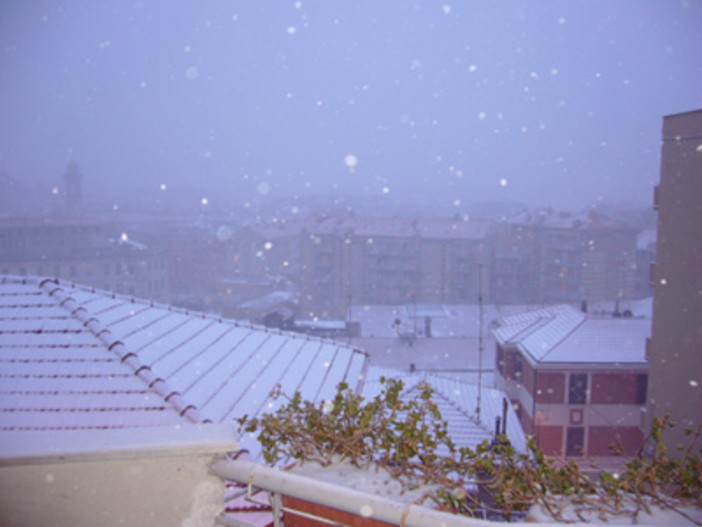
[[0, 277, 689, 526], [2, 422, 695, 527]]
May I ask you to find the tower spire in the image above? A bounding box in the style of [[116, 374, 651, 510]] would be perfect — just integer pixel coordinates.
[[64, 158, 83, 209]]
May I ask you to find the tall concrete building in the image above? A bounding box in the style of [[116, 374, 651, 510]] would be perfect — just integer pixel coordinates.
[[646, 109, 702, 451], [297, 216, 490, 318], [491, 209, 637, 305]]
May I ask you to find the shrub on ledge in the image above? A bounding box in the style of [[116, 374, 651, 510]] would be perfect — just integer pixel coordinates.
[[237, 379, 701, 524]]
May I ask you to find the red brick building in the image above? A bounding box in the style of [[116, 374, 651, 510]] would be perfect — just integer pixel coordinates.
[[493, 304, 649, 458]]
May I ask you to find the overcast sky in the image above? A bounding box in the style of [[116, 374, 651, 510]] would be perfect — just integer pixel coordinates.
[[1, 1, 701, 212]]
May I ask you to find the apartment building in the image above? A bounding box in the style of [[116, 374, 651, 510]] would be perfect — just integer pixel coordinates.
[[0, 216, 169, 300], [297, 216, 490, 317], [646, 109, 702, 452], [493, 304, 649, 458], [492, 209, 637, 305]]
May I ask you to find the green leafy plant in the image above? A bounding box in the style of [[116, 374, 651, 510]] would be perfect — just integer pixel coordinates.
[[237, 378, 458, 492], [237, 380, 702, 523]]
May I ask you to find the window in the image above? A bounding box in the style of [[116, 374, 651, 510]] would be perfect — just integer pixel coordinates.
[[496, 345, 505, 375], [568, 373, 588, 404], [636, 374, 648, 405], [566, 427, 585, 457], [513, 352, 523, 379]]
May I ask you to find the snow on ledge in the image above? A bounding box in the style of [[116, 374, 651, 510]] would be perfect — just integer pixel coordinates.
[[0, 423, 238, 466]]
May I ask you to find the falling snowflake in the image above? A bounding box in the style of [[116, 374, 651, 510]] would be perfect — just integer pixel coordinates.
[[344, 154, 358, 169]]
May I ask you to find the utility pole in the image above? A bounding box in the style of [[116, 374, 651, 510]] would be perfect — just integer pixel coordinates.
[[476, 262, 484, 422]]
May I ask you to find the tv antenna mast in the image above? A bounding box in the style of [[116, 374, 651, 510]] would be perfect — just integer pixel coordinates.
[[476, 262, 484, 422]]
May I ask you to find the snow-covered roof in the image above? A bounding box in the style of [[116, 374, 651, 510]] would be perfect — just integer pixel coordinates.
[[363, 366, 527, 453], [413, 218, 490, 240], [238, 290, 296, 310], [349, 303, 500, 339], [509, 209, 634, 232], [301, 216, 490, 241], [492, 304, 649, 365], [0, 276, 368, 442], [586, 297, 653, 319]]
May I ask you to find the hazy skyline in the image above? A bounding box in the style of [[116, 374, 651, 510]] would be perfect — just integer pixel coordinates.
[[2, 1, 701, 213]]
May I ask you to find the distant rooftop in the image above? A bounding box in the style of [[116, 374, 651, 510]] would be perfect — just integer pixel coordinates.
[[349, 303, 500, 338], [492, 304, 649, 365], [299, 215, 490, 240], [509, 209, 635, 232], [363, 366, 527, 453]]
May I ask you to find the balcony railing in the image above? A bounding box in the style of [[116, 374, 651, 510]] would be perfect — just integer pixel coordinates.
[[211, 457, 491, 527], [1, 424, 636, 526]]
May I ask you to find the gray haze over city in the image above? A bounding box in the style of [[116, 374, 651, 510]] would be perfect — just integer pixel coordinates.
[[2, 0, 701, 212], [2, 3, 702, 514]]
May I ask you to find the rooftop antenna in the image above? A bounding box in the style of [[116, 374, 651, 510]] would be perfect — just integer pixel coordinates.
[[476, 262, 484, 422]]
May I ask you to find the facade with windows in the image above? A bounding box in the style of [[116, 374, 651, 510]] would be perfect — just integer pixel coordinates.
[[493, 304, 649, 458], [0, 217, 170, 300], [297, 215, 490, 317], [491, 210, 638, 305]]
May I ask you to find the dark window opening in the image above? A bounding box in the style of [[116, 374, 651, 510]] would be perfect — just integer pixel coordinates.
[[568, 373, 588, 404], [513, 352, 523, 379], [636, 374, 648, 405], [566, 426, 585, 457]]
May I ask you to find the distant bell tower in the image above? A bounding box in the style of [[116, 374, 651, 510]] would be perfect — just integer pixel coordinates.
[[64, 159, 83, 208]]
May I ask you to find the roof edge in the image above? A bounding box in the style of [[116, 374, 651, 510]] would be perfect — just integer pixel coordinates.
[[39, 279, 209, 425]]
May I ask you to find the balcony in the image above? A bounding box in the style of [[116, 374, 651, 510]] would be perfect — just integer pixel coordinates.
[[2, 423, 694, 526]]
